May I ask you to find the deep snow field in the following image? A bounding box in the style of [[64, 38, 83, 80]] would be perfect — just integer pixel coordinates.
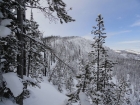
[[0, 77, 69, 105]]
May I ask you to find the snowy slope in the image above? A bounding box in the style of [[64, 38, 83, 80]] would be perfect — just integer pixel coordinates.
[[0, 100, 18, 105], [0, 77, 68, 105], [2, 73, 23, 97], [24, 77, 68, 105]]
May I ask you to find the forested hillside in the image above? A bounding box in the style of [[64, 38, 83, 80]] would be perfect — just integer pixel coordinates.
[[44, 35, 140, 104], [44, 36, 140, 87]]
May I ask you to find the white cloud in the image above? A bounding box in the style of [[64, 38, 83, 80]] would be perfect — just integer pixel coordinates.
[[119, 40, 140, 44], [107, 30, 131, 37], [83, 30, 131, 40], [131, 20, 140, 27], [107, 41, 140, 52], [116, 40, 140, 52]]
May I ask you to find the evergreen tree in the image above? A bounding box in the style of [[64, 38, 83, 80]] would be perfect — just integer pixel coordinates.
[[88, 14, 116, 105], [114, 75, 132, 105], [76, 64, 92, 92], [67, 62, 92, 104], [0, 0, 20, 101], [26, 9, 44, 79]]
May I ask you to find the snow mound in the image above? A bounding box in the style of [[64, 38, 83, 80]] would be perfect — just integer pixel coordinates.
[[23, 76, 41, 88], [0, 100, 18, 105], [79, 91, 91, 105], [0, 12, 4, 18], [2, 72, 23, 97], [24, 77, 68, 105], [1, 19, 12, 26], [0, 26, 11, 37]]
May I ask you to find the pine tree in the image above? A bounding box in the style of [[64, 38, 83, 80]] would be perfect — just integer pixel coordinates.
[[89, 14, 116, 105], [67, 62, 92, 104], [26, 9, 44, 79], [0, 0, 20, 101], [114, 75, 132, 105]]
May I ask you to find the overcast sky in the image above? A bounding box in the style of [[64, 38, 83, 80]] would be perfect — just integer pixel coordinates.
[[26, 0, 140, 52]]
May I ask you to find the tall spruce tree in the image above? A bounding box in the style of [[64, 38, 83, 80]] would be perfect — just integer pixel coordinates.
[[0, 0, 21, 102], [89, 14, 117, 105]]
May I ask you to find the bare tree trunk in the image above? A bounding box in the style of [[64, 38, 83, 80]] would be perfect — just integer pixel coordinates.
[[16, 0, 24, 104], [23, 4, 26, 76], [82, 66, 88, 92], [27, 39, 31, 77], [23, 44, 26, 75], [43, 39, 47, 76], [44, 51, 47, 76], [27, 54, 30, 77], [0, 44, 3, 89], [17, 0, 23, 78], [97, 31, 100, 92]]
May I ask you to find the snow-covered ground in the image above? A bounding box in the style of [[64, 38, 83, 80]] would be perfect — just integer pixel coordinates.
[[0, 100, 18, 105], [2, 73, 23, 97], [0, 19, 12, 37], [24, 77, 68, 105], [0, 77, 69, 105]]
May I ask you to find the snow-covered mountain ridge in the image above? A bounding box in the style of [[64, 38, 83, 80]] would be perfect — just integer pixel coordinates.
[[44, 35, 140, 62], [115, 50, 140, 60]]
